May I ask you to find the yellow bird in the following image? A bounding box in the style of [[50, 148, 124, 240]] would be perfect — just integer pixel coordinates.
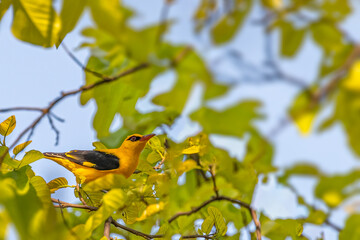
[[43, 134, 155, 183]]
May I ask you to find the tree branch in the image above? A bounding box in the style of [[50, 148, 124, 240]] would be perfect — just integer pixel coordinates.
[[104, 217, 112, 240]]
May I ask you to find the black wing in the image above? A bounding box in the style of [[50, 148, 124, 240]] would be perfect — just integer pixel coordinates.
[[44, 150, 120, 170]]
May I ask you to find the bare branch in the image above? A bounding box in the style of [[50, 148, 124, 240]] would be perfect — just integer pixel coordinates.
[[47, 114, 60, 146], [51, 198, 98, 211], [209, 165, 219, 197], [0, 107, 43, 113], [104, 217, 112, 240], [56, 199, 80, 239]]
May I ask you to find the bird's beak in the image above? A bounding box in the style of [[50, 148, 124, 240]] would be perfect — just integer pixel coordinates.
[[140, 134, 156, 142]]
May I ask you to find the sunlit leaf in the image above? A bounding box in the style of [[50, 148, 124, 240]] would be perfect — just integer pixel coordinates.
[[136, 202, 164, 221], [177, 160, 199, 175], [201, 215, 214, 235], [0, 115, 16, 136], [0, 0, 11, 20], [191, 101, 262, 138], [279, 21, 306, 57], [83, 189, 126, 237], [92, 141, 108, 150], [18, 150, 43, 168], [12, 0, 61, 47], [146, 151, 162, 164], [207, 206, 227, 236], [306, 210, 327, 225], [56, 0, 85, 47], [47, 177, 68, 193], [310, 21, 343, 51], [13, 141, 32, 155], [261, 214, 303, 239], [315, 170, 360, 208], [211, 0, 252, 45], [340, 214, 360, 240], [288, 89, 319, 135]]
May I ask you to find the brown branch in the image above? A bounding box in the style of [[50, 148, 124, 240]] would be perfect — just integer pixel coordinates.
[[56, 199, 80, 239], [209, 165, 219, 197], [0, 107, 43, 113], [51, 198, 98, 211], [104, 217, 112, 240]]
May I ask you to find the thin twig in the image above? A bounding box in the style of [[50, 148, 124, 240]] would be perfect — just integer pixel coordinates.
[[76, 183, 88, 206], [51, 198, 98, 211], [0, 107, 43, 113], [47, 114, 60, 146], [104, 217, 112, 240], [209, 165, 219, 197], [56, 199, 80, 239]]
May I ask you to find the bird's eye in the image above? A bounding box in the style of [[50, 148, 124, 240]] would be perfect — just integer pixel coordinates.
[[128, 136, 141, 142]]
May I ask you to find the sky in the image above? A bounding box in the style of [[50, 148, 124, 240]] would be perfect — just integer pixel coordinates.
[[1, 0, 360, 239]]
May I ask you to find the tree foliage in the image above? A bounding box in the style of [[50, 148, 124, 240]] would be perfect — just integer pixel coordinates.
[[1, 0, 360, 239]]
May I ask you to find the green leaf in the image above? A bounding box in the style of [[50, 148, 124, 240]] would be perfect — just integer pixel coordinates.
[[12, 0, 61, 47], [306, 210, 327, 225], [92, 141, 108, 150], [13, 140, 32, 155], [56, 0, 85, 47], [211, 0, 252, 45], [315, 170, 360, 208], [0, 115, 16, 136], [278, 163, 321, 185], [146, 151, 162, 164], [288, 88, 319, 135], [333, 89, 360, 156], [83, 174, 132, 192], [207, 206, 227, 236], [310, 21, 343, 51], [136, 202, 164, 221], [279, 21, 306, 57], [0, 211, 9, 240], [47, 177, 68, 193], [201, 215, 214, 235], [243, 132, 275, 174], [340, 214, 360, 240], [83, 189, 126, 237], [191, 101, 262, 138], [18, 150, 43, 168], [0, 0, 11, 20], [261, 215, 303, 239]]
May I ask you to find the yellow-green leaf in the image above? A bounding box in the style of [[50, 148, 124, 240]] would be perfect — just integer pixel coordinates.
[[207, 206, 227, 236], [146, 151, 162, 164], [211, 0, 252, 45], [13, 141, 32, 155], [182, 146, 200, 154], [47, 177, 68, 193], [279, 21, 306, 57], [92, 141, 108, 150], [343, 60, 360, 92], [56, 0, 85, 47], [136, 202, 164, 221], [201, 215, 214, 235], [0, 0, 11, 20], [177, 160, 199, 175], [0, 115, 16, 136], [12, 0, 61, 47], [288, 89, 319, 135], [18, 150, 43, 168], [84, 189, 126, 237]]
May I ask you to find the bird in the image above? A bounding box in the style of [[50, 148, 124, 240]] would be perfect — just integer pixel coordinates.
[[43, 133, 155, 183]]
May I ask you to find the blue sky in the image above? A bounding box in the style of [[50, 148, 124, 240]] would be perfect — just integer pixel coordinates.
[[1, 0, 360, 239]]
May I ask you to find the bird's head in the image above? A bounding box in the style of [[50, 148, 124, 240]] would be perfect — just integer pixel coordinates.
[[120, 133, 155, 154]]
